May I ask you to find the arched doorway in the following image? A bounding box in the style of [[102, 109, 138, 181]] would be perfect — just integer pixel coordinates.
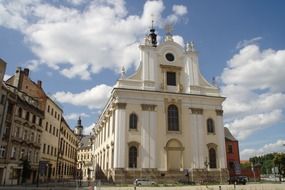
[[165, 139, 184, 170], [207, 143, 218, 169]]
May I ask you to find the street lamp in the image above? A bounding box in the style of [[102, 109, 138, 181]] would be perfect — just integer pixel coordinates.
[[204, 158, 209, 186]]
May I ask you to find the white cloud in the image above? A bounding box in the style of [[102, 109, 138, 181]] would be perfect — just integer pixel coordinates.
[[172, 5, 187, 16], [221, 44, 285, 140], [165, 4, 187, 24], [0, 0, 187, 80], [173, 35, 184, 47], [83, 123, 95, 135], [25, 59, 42, 71], [4, 74, 11, 81], [240, 139, 285, 160], [236, 37, 262, 49], [53, 84, 113, 109], [225, 110, 283, 140], [64, 112, 89, 120], [65, 0, 86, 6]]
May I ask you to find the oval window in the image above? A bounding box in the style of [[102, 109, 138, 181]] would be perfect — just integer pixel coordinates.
[[165, 53, 175, 62]]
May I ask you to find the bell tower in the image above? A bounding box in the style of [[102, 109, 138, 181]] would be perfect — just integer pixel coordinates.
[[74, 117, 83, 138], [148, 20, 157, 47]]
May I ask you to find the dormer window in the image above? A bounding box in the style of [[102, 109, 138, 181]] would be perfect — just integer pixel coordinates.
[[167, 72, 176, 86]]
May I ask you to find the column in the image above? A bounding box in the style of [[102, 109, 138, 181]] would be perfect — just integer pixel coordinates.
[[113, 103, 126, 168], [216, 110, 226, 168], [141, 104, 157, 169], [190, 108, 205, 168]]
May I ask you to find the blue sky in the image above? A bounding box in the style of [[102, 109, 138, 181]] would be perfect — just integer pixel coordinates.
[[1, 0, 285, 159]]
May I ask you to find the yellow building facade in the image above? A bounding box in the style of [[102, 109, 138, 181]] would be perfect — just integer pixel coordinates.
[[57, 117, 78, 180], [40, 97, 62, 181]]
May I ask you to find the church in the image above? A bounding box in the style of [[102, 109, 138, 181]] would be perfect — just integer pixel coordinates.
[[92, 25, 228, 183]]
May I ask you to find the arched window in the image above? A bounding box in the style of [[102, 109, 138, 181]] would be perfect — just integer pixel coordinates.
[[129, 146, 137, 168], [168, 105, 179, 131], [129, 113, 138, 129], [207, 118, 215, 133], [209, 148, 217, 168]]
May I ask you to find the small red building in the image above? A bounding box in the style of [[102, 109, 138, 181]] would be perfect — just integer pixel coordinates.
[[224, 127, 241, 177]]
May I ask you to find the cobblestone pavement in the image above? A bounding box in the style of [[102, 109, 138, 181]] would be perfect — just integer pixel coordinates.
[[0, 183, 285, 190]]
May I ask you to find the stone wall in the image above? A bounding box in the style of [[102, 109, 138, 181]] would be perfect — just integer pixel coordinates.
[[110, 168, 229, 184]]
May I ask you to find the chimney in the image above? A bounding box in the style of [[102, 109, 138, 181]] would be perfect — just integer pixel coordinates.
[[37, 80, 42, 88], [13, 67, 21, 88], [23, 68, 29, 76]]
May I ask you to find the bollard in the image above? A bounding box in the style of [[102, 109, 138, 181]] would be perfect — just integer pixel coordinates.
[[219, 185, 221, 190]]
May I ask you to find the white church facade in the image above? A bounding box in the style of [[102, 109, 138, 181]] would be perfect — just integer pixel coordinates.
[[92, 27, 228, 183]]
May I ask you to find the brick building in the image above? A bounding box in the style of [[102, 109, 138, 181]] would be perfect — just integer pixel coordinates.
[[224, 127, 241, 177]]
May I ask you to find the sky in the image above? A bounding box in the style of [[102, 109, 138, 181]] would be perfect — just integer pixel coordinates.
[[1, 0, 285, 160]]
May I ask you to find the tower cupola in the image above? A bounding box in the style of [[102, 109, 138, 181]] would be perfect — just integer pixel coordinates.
[[74, 116, 83, 137], [148, 20, 157, 47]]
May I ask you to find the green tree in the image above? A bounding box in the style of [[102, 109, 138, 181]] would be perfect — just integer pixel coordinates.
[[240, 162, 251, 169], [273, 153, 285, 182]]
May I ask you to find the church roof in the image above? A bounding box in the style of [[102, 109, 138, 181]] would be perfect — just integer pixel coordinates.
[[79, 135, 92, 149], [224, 127, 237, 141]]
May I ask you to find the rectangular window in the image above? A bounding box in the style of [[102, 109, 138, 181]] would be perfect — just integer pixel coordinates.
[[25, 112, 30, 121], [20, 149, 25, 159], [0, 146, 6, 158], [47, 145, 50, 155], [39, 118, 42, 126], [38, 134, 41, 144], [11, 147, 16, 159], [35, 152, 38, 163], [0, 95, 5, 104], [46, 122, 48, 131], [227, 144, 233, 154], [31, 132, 34, 142], [23, 130, 27, 140], [43, 144, 46, 154], [167, 72, 176, 86], [15, 127, 20, 138], [32, 115, 36, 123], [28, 150, 32, 161]]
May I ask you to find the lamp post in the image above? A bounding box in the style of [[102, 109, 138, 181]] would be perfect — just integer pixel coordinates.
[[204, 158, 209, 186]]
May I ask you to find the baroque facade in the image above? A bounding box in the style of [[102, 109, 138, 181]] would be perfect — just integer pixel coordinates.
[[92, 27, 228, 183]]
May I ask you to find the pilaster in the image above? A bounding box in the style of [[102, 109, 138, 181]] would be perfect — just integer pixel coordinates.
[[113, 103, 126, 168], [215, 109, 226, 168], [141, 104, 157, 169], [189, 108, 205, 168]]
